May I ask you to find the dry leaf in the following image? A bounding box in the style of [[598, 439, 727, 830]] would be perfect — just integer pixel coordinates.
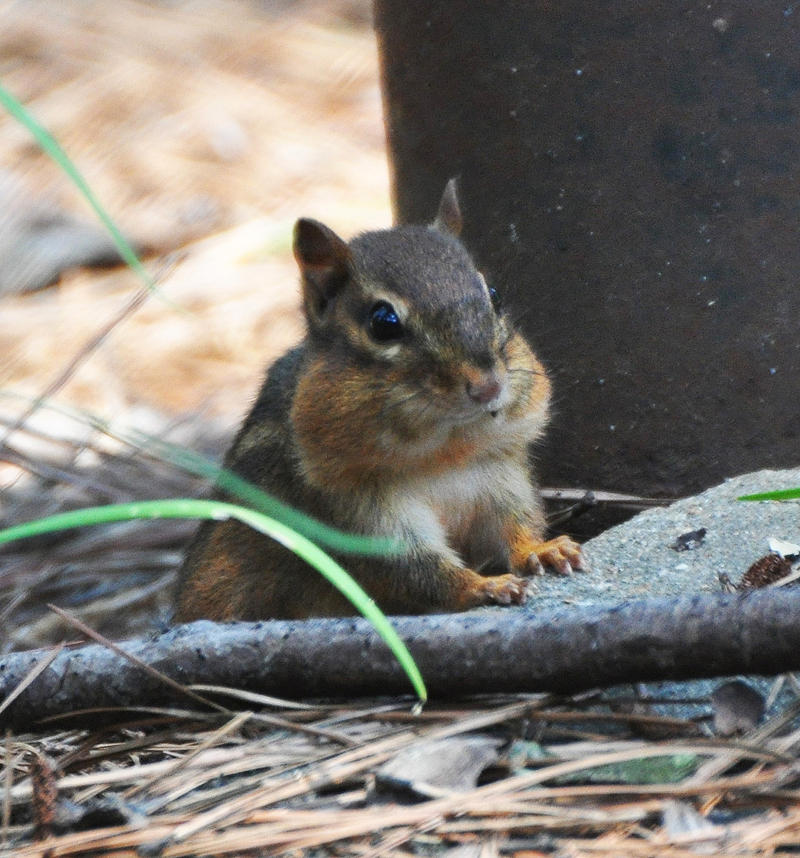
[[711, 680, 765, 736], [670, 528, 707, 552], [376, 736, 502, 799], [767, 537, 800, 558], [662, 799, 723, 854]]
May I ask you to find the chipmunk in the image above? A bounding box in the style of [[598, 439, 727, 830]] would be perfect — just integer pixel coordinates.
[[175, 180, 584, 621]]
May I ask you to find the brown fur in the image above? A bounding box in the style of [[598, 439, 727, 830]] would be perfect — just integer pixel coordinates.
[[175, 183, 582, 621]]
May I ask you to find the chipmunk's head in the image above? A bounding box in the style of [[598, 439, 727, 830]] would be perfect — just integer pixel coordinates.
[[292, 180, 545, 439]]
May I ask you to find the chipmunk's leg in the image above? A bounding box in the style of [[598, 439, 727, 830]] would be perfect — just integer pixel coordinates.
[[506, 520, 585, 576], [352, 553, 530, 613], [439, 562, 530, 610], [473, 459, 586, 578]]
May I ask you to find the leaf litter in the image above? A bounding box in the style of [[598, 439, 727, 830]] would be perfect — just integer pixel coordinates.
[[2, 684, 800, 856]]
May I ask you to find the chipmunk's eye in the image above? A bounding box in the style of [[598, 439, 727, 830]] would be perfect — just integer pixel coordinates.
[[368, 301, 403, 342]]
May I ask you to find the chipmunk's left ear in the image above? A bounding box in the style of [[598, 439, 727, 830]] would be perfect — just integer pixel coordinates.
[[432, 177, 462, 237], [294, 218, 351, 323]]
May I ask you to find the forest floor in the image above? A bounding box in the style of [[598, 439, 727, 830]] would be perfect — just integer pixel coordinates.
[[1, 3, 799, 855]]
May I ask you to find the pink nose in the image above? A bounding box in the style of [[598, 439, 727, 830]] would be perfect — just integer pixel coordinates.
[[467, 373, 502, 405]]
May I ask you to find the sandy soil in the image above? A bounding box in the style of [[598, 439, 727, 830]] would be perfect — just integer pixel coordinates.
[[0, 0, 390, 436]]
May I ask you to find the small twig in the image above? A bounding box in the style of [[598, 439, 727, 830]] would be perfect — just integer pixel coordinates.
[[542, 487, 671, 507], [1, 287, 150, 448], [543, 488, 671, 527]]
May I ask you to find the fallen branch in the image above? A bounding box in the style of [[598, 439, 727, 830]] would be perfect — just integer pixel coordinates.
[[2, 588, 800, 728]]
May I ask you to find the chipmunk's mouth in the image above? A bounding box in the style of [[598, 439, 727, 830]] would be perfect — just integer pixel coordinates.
[[442, 405, 499, 428]]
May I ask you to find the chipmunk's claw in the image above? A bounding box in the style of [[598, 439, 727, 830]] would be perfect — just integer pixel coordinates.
[[485, 573, 530, 605], [524, 553, 546, 576], [526, 535, 586, 576]]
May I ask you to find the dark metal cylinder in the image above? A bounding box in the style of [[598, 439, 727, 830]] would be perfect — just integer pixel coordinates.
[[375, 1, 800, 500]]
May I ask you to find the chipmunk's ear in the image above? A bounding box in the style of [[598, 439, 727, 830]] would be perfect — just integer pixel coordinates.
[[432, 177, 462, 237], [294, 218, 351, 321]]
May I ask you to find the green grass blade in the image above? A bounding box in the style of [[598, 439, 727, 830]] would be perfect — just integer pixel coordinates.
[[0, 389, 401, 557], [0, 499, 427, 702], [128, 430, 401, 556], [0, 390, 404, 557], [738, 488, 800, 502], [0, 80, 155, 294]]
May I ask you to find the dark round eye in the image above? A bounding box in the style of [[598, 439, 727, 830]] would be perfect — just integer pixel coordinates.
[[488, 285, 502, 312], [368, 301, 403, 342]]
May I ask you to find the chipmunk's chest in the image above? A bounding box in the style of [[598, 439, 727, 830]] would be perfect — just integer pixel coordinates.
[[374, 463, 494, 563], [389, 455, 531, 543], [404, 461, 487, 531], [356, 414, 539, 555]]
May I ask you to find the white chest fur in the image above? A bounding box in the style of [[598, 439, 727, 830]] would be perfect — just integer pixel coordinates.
[[375, 453, 536, 567]]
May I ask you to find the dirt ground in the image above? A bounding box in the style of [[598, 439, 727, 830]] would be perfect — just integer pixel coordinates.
[[0, 0, 390, 443]]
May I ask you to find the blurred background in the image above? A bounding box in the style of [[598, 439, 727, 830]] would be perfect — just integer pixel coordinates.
[[0, 0, 388, 427]]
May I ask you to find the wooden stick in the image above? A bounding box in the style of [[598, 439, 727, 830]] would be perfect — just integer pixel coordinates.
[[1, 588, 800, 727]]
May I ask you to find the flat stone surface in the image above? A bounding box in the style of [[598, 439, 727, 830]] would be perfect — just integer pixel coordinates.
[[515, 467, 800, 718], [527, 467, 800, 610]]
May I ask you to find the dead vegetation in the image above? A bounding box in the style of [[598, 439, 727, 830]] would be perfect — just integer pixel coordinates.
[[1, 1, 800, 855], [4, 689, 800, 856]]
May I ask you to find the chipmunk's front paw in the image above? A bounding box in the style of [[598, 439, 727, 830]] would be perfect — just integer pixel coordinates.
[[481, 573, 530, 606], [521, 535, 586, 576], [508, 522, 586, 578]]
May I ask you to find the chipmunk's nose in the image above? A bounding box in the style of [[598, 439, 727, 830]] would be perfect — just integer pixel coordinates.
[[466, 370, 503, 405]]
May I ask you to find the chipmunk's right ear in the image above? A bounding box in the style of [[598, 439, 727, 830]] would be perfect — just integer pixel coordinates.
[[432, 177, 462, 237], [293, 218, 351, 321]]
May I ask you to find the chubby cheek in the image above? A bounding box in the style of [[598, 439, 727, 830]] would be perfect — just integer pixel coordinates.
[[398, 363, 459, 413], [528, 351, 551, 403], [511, 333, 549, 384], [497, 335, 549, 426]]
